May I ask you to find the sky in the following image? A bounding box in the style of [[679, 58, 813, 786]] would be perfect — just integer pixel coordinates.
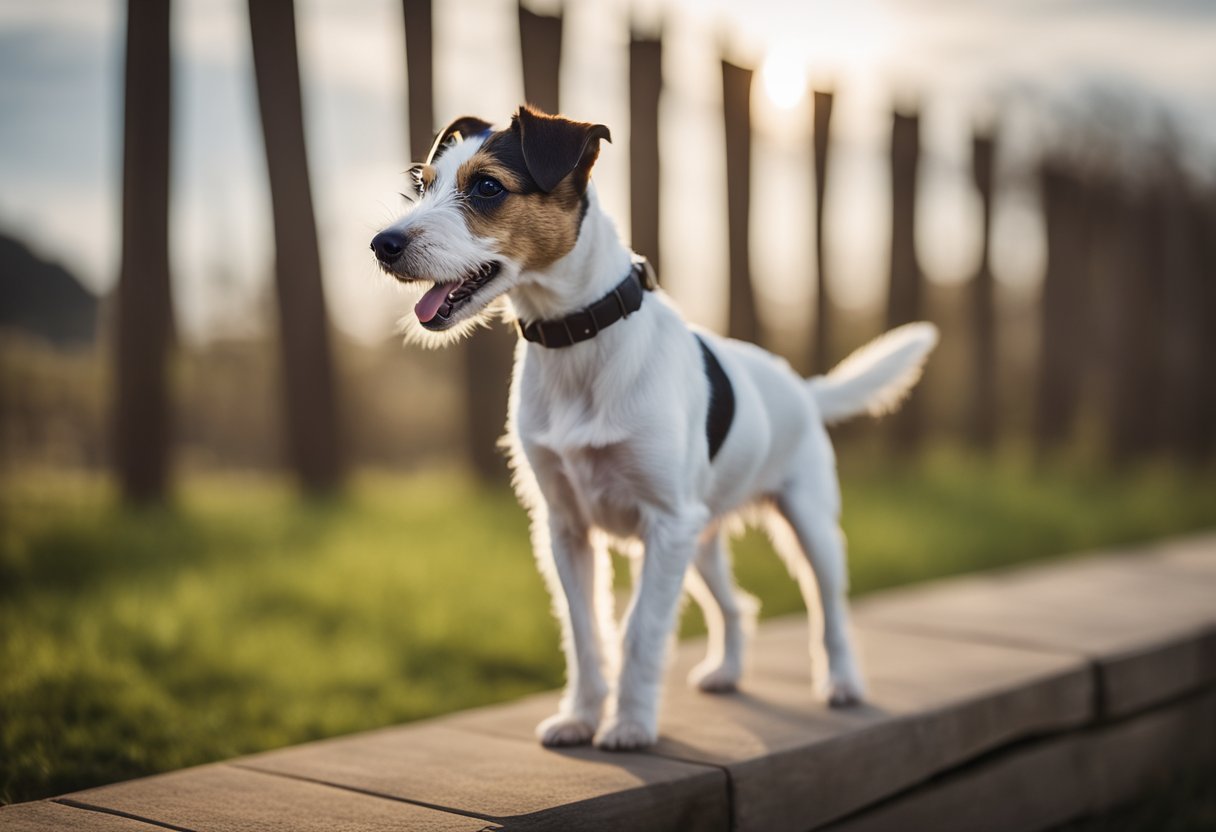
[[1, 0, 1214, 344]]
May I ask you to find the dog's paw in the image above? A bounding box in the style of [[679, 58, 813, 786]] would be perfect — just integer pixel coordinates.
[[688, 659, 741, 693], [537, 713, 597, 747], [827, 673, 866, 708], [593, 717, 657, 751]]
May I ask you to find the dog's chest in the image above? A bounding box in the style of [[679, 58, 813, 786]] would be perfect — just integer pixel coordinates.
[[555, 444, 645, 536], [519, 394, 651, 536], [515, 329, 683, 537]]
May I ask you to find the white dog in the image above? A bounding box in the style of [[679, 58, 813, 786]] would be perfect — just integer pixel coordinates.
[[371, 106, 938, 751]]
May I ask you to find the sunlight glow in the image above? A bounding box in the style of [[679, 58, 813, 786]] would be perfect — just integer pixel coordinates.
[[761, 45, 808, 110]]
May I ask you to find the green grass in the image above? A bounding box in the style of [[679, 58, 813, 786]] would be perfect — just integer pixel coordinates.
[[2, 451, 1215, 804]]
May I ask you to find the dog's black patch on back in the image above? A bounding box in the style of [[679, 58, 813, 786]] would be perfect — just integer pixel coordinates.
[[695, 335, 734, 461]]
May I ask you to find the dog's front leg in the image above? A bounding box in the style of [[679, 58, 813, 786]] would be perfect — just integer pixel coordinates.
[[595, 510, 702, 750], [535, 515, 610, 747]]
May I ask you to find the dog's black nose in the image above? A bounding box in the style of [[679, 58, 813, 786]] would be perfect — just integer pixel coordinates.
[[371, 230, 407, 263]]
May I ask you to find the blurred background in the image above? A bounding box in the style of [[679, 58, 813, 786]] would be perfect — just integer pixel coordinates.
[[2, 0, 1214, 813]]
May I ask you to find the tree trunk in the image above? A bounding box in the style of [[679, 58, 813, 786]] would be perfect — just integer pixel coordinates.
[[968, 130, 997, 449], [629, 35, 662, 274], [811, 89, 833, 373], [114, 0, 173, 504], [248, 0, 345, 494], [722, 60, 761, 345], [886, 109, 924, 453], [402, 0, 434, 162]]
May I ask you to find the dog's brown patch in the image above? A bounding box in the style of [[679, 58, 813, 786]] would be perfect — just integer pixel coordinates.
[[419, 165, 437, 192], [455, 137, 584, 271]]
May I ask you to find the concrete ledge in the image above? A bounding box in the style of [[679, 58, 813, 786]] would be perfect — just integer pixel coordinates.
[[238, 723, 729, 832], [443, 622, 1091, 831], [49, 764, 498, 831], [857, 532, 1216, 718], [2, 532, 1213, 831], [822, 689, 1216, 832]]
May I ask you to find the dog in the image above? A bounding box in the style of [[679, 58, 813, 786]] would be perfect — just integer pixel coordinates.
[[371, 105, 938, 750]]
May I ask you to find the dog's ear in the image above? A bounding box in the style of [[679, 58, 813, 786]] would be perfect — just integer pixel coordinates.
[[425, 116, 493, 165], [516, 105, 611, 194]]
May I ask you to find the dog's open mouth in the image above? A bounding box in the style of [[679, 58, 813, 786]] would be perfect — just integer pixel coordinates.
[[412, 262, 502, 330]]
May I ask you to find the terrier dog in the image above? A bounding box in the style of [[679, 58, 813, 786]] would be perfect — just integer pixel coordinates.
[[371, 105, 938, 750]]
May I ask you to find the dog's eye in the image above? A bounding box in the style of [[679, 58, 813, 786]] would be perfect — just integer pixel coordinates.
[[472, 176, 505, 199]]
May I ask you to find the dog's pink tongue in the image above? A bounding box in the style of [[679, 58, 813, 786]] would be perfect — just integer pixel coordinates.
[[414, 283, 450, 323]]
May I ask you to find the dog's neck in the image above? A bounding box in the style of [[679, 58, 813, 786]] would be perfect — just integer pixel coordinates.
[[506, 186, 635, 324]]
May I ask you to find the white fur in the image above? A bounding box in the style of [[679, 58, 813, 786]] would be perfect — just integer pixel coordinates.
[[382, 136, 525, 348], [377, 129, 938, 750], [809, 322, 940, 424]]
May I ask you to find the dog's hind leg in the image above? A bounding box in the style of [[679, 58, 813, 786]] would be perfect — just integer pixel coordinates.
[[686, 529, 758, 692], [535, 516, 611, 747], [771, 488, 866, 706]]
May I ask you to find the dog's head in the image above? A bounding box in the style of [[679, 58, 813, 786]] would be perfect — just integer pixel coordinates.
[[372, 105, 611, 345]]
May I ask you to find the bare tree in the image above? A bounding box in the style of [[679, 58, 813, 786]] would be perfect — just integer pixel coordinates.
[[722, 60, 761, 344], [114, 0, 173, 503], [248, 0, 345, 493]]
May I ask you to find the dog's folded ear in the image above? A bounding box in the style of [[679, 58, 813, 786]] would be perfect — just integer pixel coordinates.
[[516, 105, 611, 194], [425, 116, 493, 164]]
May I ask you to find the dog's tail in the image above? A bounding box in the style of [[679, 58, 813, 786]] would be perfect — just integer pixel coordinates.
[[808, 322, 939, 425]]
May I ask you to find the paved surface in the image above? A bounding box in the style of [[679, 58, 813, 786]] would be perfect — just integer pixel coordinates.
[[3, 532, 1214, 831]]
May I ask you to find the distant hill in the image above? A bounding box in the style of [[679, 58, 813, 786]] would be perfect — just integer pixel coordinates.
[[0, 232, 98, 345]]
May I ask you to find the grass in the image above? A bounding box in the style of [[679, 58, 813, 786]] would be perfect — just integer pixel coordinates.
[[2, 449, 1215, 805]]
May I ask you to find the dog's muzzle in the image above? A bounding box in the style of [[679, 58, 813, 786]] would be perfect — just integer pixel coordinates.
[[371, 230, 407, 264]]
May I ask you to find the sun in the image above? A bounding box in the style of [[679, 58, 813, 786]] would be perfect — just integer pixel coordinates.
[[761, 44, 808, 110]]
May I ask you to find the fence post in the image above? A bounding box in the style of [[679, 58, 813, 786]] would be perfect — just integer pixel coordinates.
[[629, 34, 662, 273], [402, 0, 433, 162], [1191, 194, 1216, 461], [968, 130, 997, 449], [811, 89, 834, 374], [722, 59, 761, 344], [886, 109, 924, 453], [1157, 178, 1210, 465], [518, 5, 562, 113], [114, 0, 174, 503], [450, 4, 567, 484], [1034, 165, 1086, 453], [1108, 188, 1166, 461], [249, 0, 346, 494]]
